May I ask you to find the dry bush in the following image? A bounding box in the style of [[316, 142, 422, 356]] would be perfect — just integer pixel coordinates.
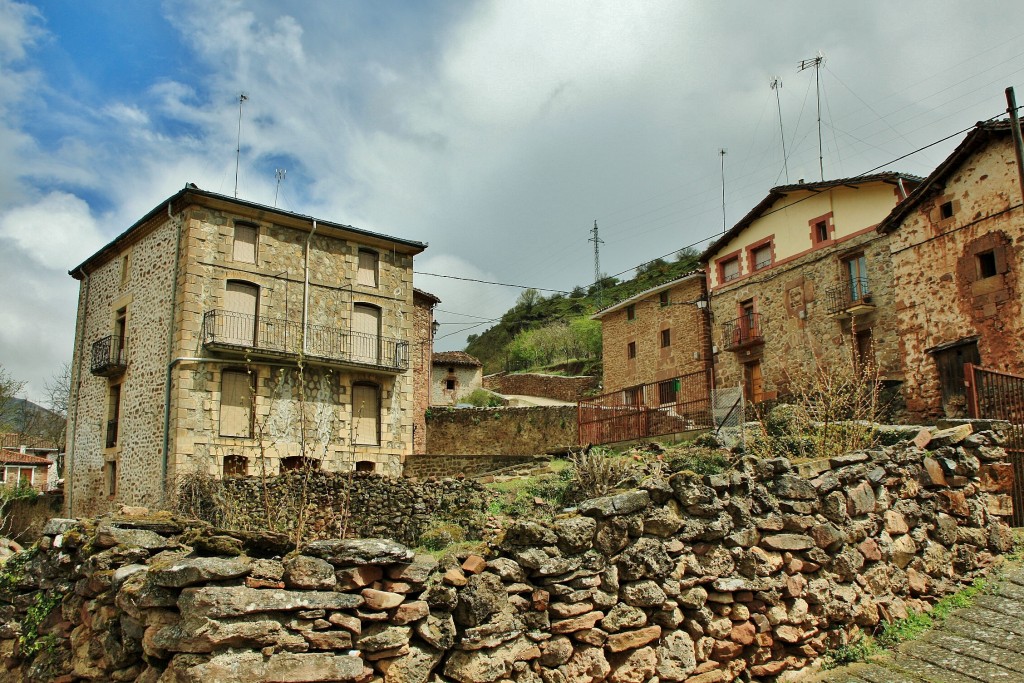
[[562, 447, 636, 504]]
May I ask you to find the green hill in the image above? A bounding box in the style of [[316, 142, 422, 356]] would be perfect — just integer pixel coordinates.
[[465, 249, 701, 376]]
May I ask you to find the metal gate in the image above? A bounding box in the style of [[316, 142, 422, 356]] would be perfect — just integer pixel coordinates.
[[578, 369, 713, 446], [964, 363, 1024, 526]]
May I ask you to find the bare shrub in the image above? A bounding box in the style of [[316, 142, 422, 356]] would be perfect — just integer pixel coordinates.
[[562, 447, 635, 504]]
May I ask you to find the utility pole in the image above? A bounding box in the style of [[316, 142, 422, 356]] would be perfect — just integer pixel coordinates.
[[798, 52, 825, 181], [1006, 87, 1024, 204], [719, 149, 728, 232], [770, 77, 790, 183], [274, 168, 287, 207], [589, 220, 604, 307], [234, 93, 248, 198]]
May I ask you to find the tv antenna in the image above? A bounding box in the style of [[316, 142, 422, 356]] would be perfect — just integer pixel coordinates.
[[770, 77, 790, 183], [234, 93, 248, 198], [274, 169, 287, 207], [589, 220, 604, 307], [798, 51, 825, 181], [719, 149, 727, 232]]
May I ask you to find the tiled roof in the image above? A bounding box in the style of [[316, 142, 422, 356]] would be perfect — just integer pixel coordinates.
[[413, 288, 442, 304], [433, 351, 483, 367], [591, 270, 705, 319], [0, 433, 58, 451], [0, 449, 53, 466]]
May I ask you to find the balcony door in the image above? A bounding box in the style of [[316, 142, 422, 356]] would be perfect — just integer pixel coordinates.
[[225, 281, 258, 346], [353, 304, 381, 364], [846, 254, 869, 303]]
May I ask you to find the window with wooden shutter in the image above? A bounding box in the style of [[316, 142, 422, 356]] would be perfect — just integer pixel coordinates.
[[233, 224, 258, 263], [353, 304, 381, 364], [353, 383, 380, 446], [220, 370, 253, 437], [224, 281, 258, 346], [358, 249, 378, 287]]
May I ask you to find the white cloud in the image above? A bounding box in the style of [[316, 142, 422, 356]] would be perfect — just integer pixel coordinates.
[[0, 191, 105, 267]]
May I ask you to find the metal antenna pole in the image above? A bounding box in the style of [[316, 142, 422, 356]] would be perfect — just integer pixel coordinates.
[[770, 77, 790, 183], [589, 220, 605, 307], [234, 93, 248, 198], [798, 52, 825, 181], [274, 168, 287, 207], [719, 149, 727, 232]]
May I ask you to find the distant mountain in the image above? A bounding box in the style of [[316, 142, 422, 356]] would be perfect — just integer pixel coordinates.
[[0, 398, 65, 450]]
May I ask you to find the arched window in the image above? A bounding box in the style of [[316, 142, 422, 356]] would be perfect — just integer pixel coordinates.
[[353, 382, 381, 446]]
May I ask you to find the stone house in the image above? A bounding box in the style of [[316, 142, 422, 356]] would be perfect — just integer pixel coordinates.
[[591, 272, 711, 398], [701, 173, 922, 404], [0, 449, 52, 490], [877, 120, 1024, 420], [412, 289, 440, 454], [65, 185, 426, 516], [430, 351, 483, 405]]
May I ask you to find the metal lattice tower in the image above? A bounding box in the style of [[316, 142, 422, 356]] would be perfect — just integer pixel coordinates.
[[589, 220, 604, 306]]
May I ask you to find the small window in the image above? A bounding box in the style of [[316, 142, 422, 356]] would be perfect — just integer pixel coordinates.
[[659, 292, 670, 307], [445, 379, 456, 390], [233, 223, 258, 263], [106, 384, 122, 448], [627, 341, 637, 359], [280, 456, 320, 472], [626, 305, 636, 321], [223, 455, 248, 478], [658, 380, 678, 405], [355, 461, 376, 473], [721, 257, 740, 283], [623, 386, 643, 405], [358, 249, 379, 288], [120, 254, 130, 288], [751, 244, 772, 271], [661, 329, 671, 348], [105, 460, 117, 497], [977, 250, 998, 279], [940, 201, 954, 220], [814, 221, 829, 244]]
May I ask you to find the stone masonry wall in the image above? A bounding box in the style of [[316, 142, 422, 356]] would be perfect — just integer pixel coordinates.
[[0, 423, 1013, 682], [483, 373, 600, 403], [404, 454, 549, 480], [412, 294, 436, 455], [424, 406, 578, 456]]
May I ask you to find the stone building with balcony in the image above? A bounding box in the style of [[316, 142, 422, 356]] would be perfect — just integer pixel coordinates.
[[700, 173, 921, 404], [65, 185, 426, 516]]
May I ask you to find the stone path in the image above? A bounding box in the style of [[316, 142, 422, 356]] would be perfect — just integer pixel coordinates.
[[820, 566, 1024, 682]]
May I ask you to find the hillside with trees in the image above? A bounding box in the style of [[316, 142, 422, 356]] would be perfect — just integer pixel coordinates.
[[464, 249, 701, 376]]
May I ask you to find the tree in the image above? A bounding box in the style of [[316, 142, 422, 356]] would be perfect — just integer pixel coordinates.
[[43, 362, 71, 451], [0, 366, 26, 432]]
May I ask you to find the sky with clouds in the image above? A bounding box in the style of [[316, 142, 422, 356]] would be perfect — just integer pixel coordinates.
[[2, 0, 1024, 403]]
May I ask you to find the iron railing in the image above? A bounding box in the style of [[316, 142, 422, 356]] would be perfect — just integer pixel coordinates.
[[90, 336, 127, 377], [201, 309, 409, 372], [721, 313, 763, 351], [578, 369, 713, 446], [826, 277, 874, 315], [965, 363, 1024, 526]]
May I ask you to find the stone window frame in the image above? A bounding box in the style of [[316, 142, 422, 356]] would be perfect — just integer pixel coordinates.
[[119, 250, 131, 289], [659, 291, 670, 307], [808, 211, 835, 248], [929, 194, 961, 232], [232, 221, 259, 264], [626, 304, 636, 321], [747, 236, 776, 272], [355, 460, 376, 473]]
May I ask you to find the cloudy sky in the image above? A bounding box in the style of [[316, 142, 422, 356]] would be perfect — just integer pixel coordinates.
[[2, 0, 1024, 403]]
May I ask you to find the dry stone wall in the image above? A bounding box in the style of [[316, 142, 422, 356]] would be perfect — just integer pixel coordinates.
[[0, 423, 1014, 683], [483, 374, 600, 403], [424, 406, 578, 456]]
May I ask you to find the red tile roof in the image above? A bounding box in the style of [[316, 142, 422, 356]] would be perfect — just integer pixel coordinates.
[[0, 449, 54, 466], [432, 351, 483, 367]]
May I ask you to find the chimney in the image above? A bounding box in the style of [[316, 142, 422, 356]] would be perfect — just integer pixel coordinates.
[[19, 445, 26, 454]]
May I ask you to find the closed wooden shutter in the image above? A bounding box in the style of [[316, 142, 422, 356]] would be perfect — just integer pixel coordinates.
[[353, 304, 381, 364], [353, 384, 380, 445], [220, 371, 253, 437], [233, 224, 257, 263], [357, 250, 378, 287], [225, 282, 258, 345]]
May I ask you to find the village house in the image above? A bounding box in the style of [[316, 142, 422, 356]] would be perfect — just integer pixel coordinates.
[[877, 120, 1024, 420], [0, 448, 52, 490], [412, 289, 440, 454], [700, 173, 922, 405], [65, 185, 427, 516], [430, 351, 483, 406]]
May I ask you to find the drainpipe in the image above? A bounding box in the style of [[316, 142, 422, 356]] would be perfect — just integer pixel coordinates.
[[302, 220, 317, 354], [65, 270, 90, 515], [1006, 87, 1024, 205], [896, 177, 908, 201], [161, 202, 184, 498]]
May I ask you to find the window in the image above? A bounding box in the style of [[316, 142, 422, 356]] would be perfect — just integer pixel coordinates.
[[751, 243, 772, 271], [940, 201, 954, 220], [224, 281, 259, 346], [659, 291, 670, 307], [220, 370, 253, 438], [355, 461, 376, 473], [106, 384, 121, 448], [357, 249, 379, 287], [623, 386, 643, 405], [814, 221, 828, 243], [353, 383, 381, 446], [233, 223, 258, 263], [627, 341, 637, 359], [223, 455, 248, 478], [105, 460, 117, 497], [114, 307, 127, 364], [720, 257, 740, 283], [120, 254, 130, 288], [281, 456, 320, 472], [626, 305, 636, 321], [661, 329, 671, 348], [977, 250, 998, 279], [445, 379, 456, 390], [844, 254, 870, 303], [658, 380, 678, 405]]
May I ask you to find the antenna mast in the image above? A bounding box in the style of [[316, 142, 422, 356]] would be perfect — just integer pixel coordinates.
[[234, 93, 248, 198], [274, 168, 287, 207], [719, 149, 727, 232], [798, 52, 825, 181], [770, 77, 790, 183], [589, 220, 605, 307]]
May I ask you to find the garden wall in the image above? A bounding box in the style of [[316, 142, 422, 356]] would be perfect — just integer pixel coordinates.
[[484, 372, 599, 402], [425, 405, 578, 456], [404, 454, 549, 480], [0, 423, 1015, 683]]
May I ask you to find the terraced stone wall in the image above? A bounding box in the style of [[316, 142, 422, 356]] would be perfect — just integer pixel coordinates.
[[0, 423, 1014, 683]]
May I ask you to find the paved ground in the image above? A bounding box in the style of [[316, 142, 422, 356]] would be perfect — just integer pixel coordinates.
[[818, 566, 1024, 683], [501, 394, 575, 407]]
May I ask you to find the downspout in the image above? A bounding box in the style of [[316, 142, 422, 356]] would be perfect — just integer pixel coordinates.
[[161, 202, 184, 498], [896, 177, 908, 201], [302, 220, 317, 354], [65, 270, 91, 515]]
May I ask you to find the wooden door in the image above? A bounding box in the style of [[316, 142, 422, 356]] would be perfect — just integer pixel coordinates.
[[744, 360, 763, 404], [934, 341, 980, 415], [353, 384, 380, 445], [225, 282, 258, 346], [353, 304, 381, 364]]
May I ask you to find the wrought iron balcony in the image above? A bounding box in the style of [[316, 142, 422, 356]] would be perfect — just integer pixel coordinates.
[[721, 313, 764, 352], [826, 277, 875, 316], [201, 310, 409, 372], [91, 336, 127, 377]]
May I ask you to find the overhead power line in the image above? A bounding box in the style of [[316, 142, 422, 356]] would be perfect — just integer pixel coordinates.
[[414, 270, 570, 294]]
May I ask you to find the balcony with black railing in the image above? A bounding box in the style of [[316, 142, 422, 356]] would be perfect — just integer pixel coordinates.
[[201, 309, 409, 373], [721, 313, 764, 352], [826, 277, 875, 317], [91, 336, 127, 377]]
